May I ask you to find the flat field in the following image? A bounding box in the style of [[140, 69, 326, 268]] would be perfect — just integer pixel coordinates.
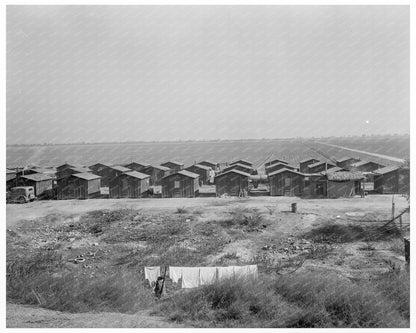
[[7, 195, 410, 328], [6, 135, 409, 168]]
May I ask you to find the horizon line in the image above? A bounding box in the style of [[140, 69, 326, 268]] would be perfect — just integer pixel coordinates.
[[6, 133, 410, 147]]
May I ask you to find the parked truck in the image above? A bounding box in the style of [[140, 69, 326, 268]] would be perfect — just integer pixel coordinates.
[[6, 186, 36, 203]]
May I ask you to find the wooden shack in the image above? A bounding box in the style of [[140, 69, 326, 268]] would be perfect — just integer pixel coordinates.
[[185, 164, 212, 185], [141, 165, 172, 186], [350, 161, 384, 172], [17, 173, 53, 196], [336, 157, 360, 170], [56, 163, 89, 180], [266, 162, 297, 175], [88, 164, 131, 187], [229, 159, 253, 168], [215, 169, 251, 197], [307, 161, 336, 174], [299, 158, 319, 173], [326, 171, 365, 198], [161, 170, 199, 198], [109, 171, 150, 198], [123, 162, 150, 172], [268, 168, 305, 196], [160, 161, 184, 172], [57, 172, 101, 200], [374, 166, 410, 194]]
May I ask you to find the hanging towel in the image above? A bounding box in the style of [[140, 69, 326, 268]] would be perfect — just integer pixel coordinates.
[[246, 265, 258, 279], [181, 267, 200, 289], [144, 266, 160, 286], [169, 266, 182, 284], [217, 266, 234, 281], [234, 265, 249, 279], [199, 267, 217, 286]]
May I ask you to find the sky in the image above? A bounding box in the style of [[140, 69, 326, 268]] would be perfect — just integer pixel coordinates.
[[6, 5, 410, 144]]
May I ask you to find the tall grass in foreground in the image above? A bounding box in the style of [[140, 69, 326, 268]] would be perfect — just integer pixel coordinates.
[[155, 272, 409, 328], [7, 249, 155, 313]]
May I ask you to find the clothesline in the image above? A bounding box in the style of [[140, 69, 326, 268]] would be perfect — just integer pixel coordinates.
[[145, 265, 258, 289]]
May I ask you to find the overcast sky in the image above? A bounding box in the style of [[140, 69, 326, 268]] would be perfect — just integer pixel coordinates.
[[6, 5, 409, 144]]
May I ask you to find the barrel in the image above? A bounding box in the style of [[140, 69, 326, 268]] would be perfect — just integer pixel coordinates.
[[291, 203, 297, 213]]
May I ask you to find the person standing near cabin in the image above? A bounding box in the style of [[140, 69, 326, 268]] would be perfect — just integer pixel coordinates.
[[360, 182, 365, 198]]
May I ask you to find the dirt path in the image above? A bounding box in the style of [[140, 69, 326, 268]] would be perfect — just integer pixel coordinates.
[[7, 195, 408, 228], [315, 141, 406, 164], [6, 303, 182, 328]]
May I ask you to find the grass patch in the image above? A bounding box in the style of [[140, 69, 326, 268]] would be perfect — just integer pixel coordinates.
[[155, 272, 408, 328], [7, 248, 155, 313], [217, 207, 265, 232]]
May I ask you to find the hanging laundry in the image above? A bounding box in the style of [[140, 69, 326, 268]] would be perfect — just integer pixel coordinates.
[[181, 267, 200, 288], [144, 266, 160, 286], [217, 266, 234, 281], [169, 266, 182, 284], [234, 265, 248, 279], [246, 265, 258, 279], [199, 267, 217, 286]]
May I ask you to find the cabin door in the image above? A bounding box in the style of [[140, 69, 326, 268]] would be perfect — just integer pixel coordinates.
[[284, 177, 292, 196]]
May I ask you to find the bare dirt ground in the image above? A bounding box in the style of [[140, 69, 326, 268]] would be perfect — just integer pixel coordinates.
[[6, 195, 409, 328]]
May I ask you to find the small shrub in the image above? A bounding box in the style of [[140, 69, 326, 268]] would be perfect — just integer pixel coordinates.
[[176, 207, 189, 214]]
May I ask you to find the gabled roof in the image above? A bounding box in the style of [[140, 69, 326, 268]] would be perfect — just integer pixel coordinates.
[[110, 165, 131, 172], [265, 159, 288, 166], [124, 162, 150, 168], [161, 161, 184, 167], [71, 172, 101, 180], [57, 163, 84, 169], [89, 162, 113, 168], [70, 167, 92, 173], [6, 169, 16, 174], [186, 164, 212, 171], [326, 171, 365, 181], [198, 160, 217, 166], [266, 162, 297, 170], [350, 160, 379, 167], [28, 167, 56, 174], [307, 161, 335, 169], [299, 157, 319, 164], [163, 170, 200, 179], [21, 173, 53, 182], [230, 159, 252, 166], [145, 165, 171, 172], [224, 163, 252, 170], [268, 168, 305, 177], [373, 166, 400, 175], [336, 156, 358, 163], [123, 171, 150, 180], [215, 169, 251, 178]]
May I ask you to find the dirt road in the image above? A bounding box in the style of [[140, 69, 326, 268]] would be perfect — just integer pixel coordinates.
[[315, 141, 406, 164], [7, 195, 408, 228]]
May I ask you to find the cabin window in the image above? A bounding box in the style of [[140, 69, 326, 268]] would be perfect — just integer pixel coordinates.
[[284, 178, 290, 187], [174, 181, 180, 188]]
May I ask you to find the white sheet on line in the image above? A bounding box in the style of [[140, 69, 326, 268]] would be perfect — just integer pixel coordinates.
[[199, 267, 217, 286], [181, 267, 200, 288], [144, 266, 160, 286], [169, 266, 182, 284], [217, 266, 235, 281]]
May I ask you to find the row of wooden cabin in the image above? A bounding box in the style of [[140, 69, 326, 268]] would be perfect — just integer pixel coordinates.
[[6, 156, 409, 199]]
